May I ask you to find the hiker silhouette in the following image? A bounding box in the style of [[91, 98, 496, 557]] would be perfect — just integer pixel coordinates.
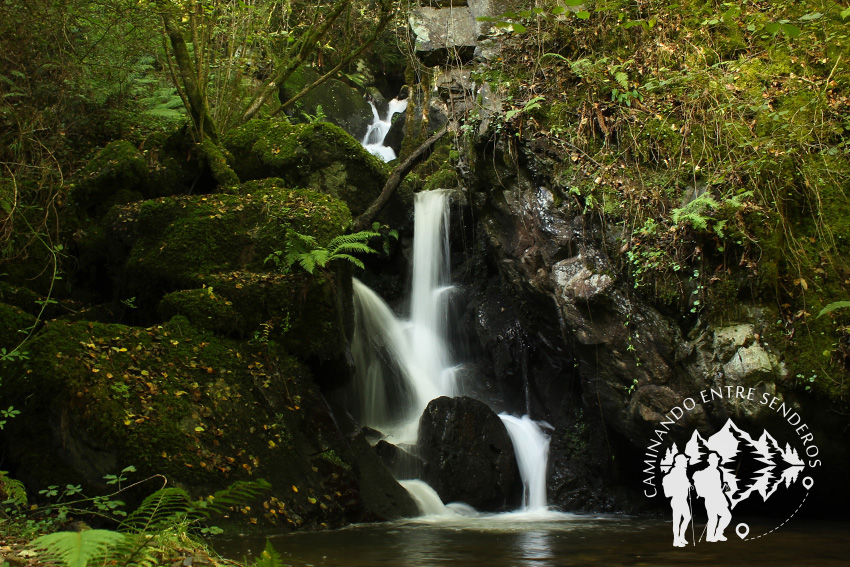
[[692, 452, 732, 542], [662, 453, 693, 547]]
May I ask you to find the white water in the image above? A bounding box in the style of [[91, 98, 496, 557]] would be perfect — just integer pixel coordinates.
[[351, 189, 554, 517], [499, 414, 552, 512], [350, 190, 455, 442], [361, 98, 407, 161]]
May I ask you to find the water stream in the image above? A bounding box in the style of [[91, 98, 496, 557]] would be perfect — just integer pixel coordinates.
[[350, 189, 553, 515], [361, 98, 407, 161], [212, 170, 850, 567]]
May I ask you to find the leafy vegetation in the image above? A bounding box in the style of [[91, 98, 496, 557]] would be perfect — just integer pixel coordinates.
[[266, 229, 380, 275], [467, 0, 850, 399]]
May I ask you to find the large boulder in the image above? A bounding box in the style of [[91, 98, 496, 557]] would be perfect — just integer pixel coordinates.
[[69, 141, 150, 216], [0, 316, 415, 529], [105, 186, 350, 305], [223, 120, 390, 217], [279, 66, 373, 140], [418, 396, 520, 510]]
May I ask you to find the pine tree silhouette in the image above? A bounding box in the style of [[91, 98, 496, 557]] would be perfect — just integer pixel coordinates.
[[725, 424, 769, 502]]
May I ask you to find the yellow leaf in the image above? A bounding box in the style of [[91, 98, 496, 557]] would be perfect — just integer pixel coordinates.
[[92, 368, 100, 373], [308, 497, 317, 504], [291, 485, 298, 493], [141, 370, 150, 376]]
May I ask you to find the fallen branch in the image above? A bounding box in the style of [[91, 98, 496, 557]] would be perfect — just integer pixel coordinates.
[[352, 125, 449, 232]]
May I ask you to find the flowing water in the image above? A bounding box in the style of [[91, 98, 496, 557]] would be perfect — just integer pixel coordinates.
[[361, 98, 407, 161], [214, 189, 849, 567], [350, 189, 555, 513]]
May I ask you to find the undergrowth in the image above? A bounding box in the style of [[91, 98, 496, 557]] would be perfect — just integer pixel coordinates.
[[466, 0, 850, 400]]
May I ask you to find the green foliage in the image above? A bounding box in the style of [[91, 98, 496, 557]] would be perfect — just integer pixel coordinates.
[[818, 301, 850, 318], [671, 194, 721, 231], [251, 540, 286, 567], [266, 229, 379, 275], [30, 530, 128, 567], [26, 479, 270, 567], [0, 471, 27, 507]]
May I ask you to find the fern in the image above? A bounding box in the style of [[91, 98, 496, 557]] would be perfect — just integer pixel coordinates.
[[0, 470, 27, 506], [30, 530, 127, 567], [252, 539, 286, 567], [119, 487, 194, 534], [818, 301, 850, 318], [27, 480, 271, 567], [671, 194, 720, 231], [268, 230, 380, 275]]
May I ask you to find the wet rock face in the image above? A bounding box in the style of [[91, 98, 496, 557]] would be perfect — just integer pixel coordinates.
[[459, 141, 812, 511], [418, 396, 520, 510]]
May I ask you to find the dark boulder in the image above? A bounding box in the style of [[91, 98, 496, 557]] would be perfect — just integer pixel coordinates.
[[418, 396, 520, 510], [375, 440, 423, 479]]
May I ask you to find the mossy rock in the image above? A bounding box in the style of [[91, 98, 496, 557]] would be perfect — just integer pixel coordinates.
[[69, 141, 150, 216], [223, 119, 389, 217], [194, 270, 352, 361], [279, 66, 373, 140], [106, 189, 351, 309], [0, 317, 415, 529], [158, 288, 240, 336], [0, 302, 36, 351]]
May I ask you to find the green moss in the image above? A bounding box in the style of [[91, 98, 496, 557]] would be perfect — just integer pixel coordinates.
[[69, 140, 150, 215], [0, 302, 36, 351], [195, 270, 349, 360], [111, 189, 351, 306], [223, 119, 389, 216], [0, 317, 371, 528], [159, 288, 240, 336], [198, 140, 240, 188]]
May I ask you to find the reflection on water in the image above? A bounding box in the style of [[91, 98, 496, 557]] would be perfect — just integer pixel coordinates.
[[214, 514, 849, 567]]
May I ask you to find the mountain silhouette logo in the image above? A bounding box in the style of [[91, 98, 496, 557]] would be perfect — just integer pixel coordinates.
[[641, 388, 820, 548]]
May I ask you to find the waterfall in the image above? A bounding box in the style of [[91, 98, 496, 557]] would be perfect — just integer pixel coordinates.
[[499, 415, 552, 512], [361, 98, 407, 162], [350, 190, 455, 442], [351, 189, 553, 516]]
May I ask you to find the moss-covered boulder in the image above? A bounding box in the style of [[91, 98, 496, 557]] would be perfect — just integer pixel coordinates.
[[279, 66, 374, 140], [106, 188, 351, 306], [69, 141, 151, 216], [0, 302, 35, 351], [0, 317, 416, 529], [223, 119, 389, 217]]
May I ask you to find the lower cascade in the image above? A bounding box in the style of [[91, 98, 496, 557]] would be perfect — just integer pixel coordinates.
[[351, 189, 554, 516]]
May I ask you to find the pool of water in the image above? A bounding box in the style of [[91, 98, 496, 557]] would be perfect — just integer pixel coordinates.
[[214, 511, 849, 566]]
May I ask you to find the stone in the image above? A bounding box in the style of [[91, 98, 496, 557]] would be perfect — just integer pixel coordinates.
[[409, 7, 479, 66], [375, 440, 424, 479], [279, 66, 373, 140], [0, 317, 406, 529], [418, 396, 520, 510]]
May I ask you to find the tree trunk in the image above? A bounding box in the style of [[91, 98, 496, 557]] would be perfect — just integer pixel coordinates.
[[352, 125, 449, 232], [159, 4, 219, 143]]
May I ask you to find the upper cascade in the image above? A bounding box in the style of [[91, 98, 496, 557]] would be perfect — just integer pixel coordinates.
[[361, 97, 408, 161]]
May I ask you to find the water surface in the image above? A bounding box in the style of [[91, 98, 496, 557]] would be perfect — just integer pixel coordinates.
[[215, 512, 849, 566]]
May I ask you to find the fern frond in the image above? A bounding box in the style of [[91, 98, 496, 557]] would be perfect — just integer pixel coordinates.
[[328, 241, 377, 256], [297, 253, 317, 274], [119, 487, 193, 534], [329, 254, 365, 270], [193, 480, 271, 517], [30, 530, 127, 567], [252, 540, 286, 567], [327, 231, 379, 249]]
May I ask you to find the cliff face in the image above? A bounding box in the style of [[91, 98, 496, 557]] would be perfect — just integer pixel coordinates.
[[448, 138, 848, 513], [403, 0, 850, 512]]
